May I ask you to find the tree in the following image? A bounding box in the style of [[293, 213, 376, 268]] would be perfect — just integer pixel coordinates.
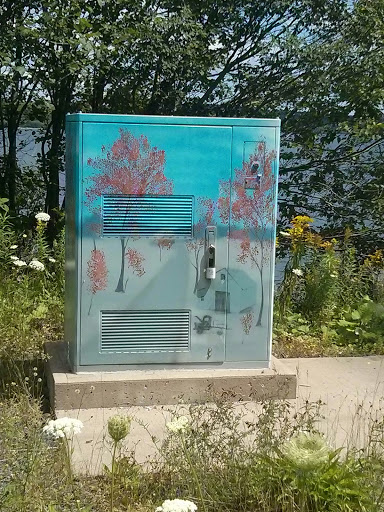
[[186, 197, 215, 294], [219, 145, 277, 326], [276, 0, 384, 254], [85, 128, 173, 292], [0, 1, 42, 213], [87, 247, 108, 314]]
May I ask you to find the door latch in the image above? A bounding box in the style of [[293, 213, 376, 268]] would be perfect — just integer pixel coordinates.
[[205, 226, 216, 279]]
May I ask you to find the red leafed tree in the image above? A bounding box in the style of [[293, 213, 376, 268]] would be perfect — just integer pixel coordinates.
[[186, 197, 215, 293], [87, 249, 108, 314], [122, 248, 145, 291], [85, 129, 173, 292], [219, 144, 277, 326], [241, 311, 254, 335], [156, 238, 174, 261]]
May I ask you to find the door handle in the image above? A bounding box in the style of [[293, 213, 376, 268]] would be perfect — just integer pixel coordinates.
[[205, 226, 216, 279]]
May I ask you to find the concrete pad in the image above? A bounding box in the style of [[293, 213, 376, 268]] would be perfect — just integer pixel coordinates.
[[56, 355, 384, 475], [45, 342, 296, 410]]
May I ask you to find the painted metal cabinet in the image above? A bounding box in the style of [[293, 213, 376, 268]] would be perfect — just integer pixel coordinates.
[[65, 114, 280, 371]]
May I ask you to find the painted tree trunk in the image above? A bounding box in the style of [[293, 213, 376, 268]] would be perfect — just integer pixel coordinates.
[[115, 238, 126, 292], [257, 266, 264, 326]]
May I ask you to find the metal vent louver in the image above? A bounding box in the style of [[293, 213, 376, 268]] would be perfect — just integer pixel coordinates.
[[101, 310, 191, 353], [102, 195, 193, 238]]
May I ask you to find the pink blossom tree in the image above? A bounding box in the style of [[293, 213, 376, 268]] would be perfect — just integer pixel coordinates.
[[85, 129, 173, 292], [219, 144, 277, 326], [87, 248, 108, 314]]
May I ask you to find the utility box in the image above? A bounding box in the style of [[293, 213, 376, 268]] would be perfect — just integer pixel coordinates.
[[65, 114, 280, 371]]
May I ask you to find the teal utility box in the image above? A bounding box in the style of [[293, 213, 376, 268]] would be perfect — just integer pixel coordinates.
[[65, 114, 280, 371]]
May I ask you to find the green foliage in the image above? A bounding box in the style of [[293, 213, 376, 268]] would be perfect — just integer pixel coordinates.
[[275, 217, 384, 357], [0, 213, 63, 362], [1, 394, 384, 512]]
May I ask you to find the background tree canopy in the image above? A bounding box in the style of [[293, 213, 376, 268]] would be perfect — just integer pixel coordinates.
[[0, 0, 383, 253]]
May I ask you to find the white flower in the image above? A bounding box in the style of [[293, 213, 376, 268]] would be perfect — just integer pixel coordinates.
[[292, 268, 303, 277], [282, 432, 330, 469], [22, 234, 27, 238], [43, 417, 84, 439], [279, 231, 291, 237], [156, 499, 197, 512], [166, 416, 189, 433], [35, 212, 50, 222], [10, 255, 19, 261], [13, 260, 27, 267], [29, 259, 45, 271], [10, 244, 18, 249], [48, 257, 56, 263]]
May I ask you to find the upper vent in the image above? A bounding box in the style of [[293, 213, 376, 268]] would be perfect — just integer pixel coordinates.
[[102, 195, 193, 238]]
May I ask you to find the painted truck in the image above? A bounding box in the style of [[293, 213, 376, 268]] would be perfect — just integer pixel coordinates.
[[65, 114, 280, 371]]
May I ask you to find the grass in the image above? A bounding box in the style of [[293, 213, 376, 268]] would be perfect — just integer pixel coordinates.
[[1, 389, 384, 512]]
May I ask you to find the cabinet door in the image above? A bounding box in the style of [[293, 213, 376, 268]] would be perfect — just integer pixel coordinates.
[[226, 126, 279, 363], [79, 122, 232, 366]]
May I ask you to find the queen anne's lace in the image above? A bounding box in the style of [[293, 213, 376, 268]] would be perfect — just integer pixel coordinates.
[[35, 212, 50, 222], [29, 259, 45, 271], [13, 260, 27, 267], [156, 499, 197, 512], [166, 416, 189, 433], [282, 432, 330, 469], [43, 417, 84, 439]]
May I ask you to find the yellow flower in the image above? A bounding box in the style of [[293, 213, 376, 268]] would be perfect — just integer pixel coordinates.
[[291, 215, 314, 227], [364, 249, 384, 267], [320, 241, 333, 250]]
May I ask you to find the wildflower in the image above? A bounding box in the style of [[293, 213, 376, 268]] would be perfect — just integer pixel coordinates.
[[10, 244, 18, 249], [29, 259, 45, 271], [292, 215, 314, 226], [37, 378, 42, 383], [10, 255, 19, 261], [364, 249, 383, 268], [166, 416, 189, 433], [13, 259, 26, 267], [43, 417, 83, 439], [282, 432, 330, 469], [48, 257, 56, 263], [35, 212, 50, 222], [292, 268, 303, 277], [156, 499, 197, 512], [108, 415, 131, 442]]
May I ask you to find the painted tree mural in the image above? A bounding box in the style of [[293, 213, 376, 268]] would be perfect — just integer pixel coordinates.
[[87, 248, 108, 314], [156, 237, 174, 261], [219, 144, 277, 326], [85, 129, 173, 292], [186, 197, 215, 294]]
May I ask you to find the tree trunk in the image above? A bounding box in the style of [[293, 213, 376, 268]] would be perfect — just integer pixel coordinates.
[[115, 238, 126, 292], [257, 266, 264, 326], [6, 124, 18, 213]]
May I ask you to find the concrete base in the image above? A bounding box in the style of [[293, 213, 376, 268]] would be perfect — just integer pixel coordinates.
[[45, 342, 297, 411]]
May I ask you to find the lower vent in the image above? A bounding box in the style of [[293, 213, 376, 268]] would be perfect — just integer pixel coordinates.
[[101, 310, 191, 353]]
